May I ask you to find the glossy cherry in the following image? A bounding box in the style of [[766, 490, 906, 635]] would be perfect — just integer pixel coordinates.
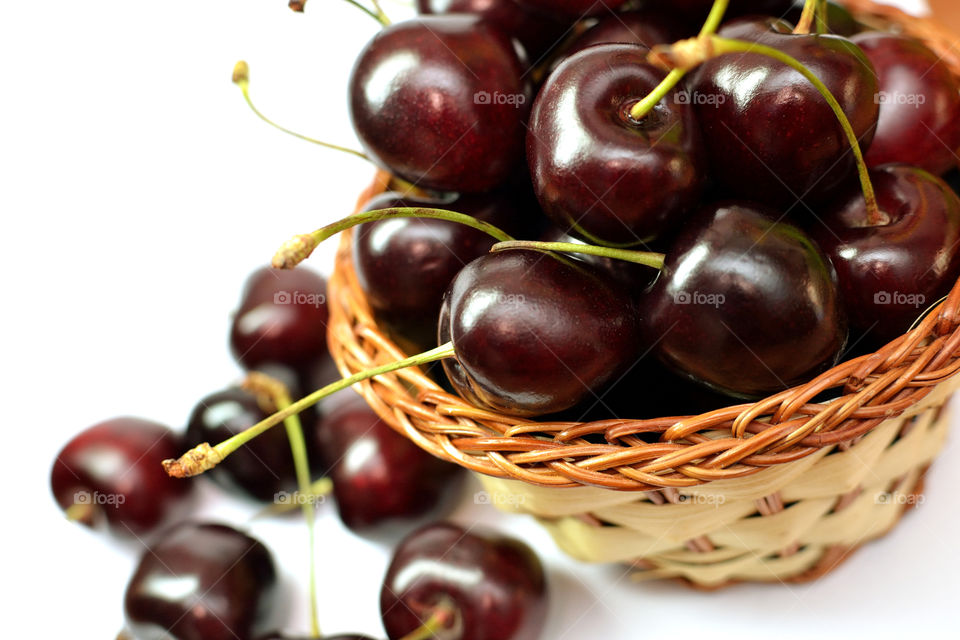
[[563, 8, 688, 58], [51, 417, 192, 536], [416, 0, 569, 61], [643, 202, 847, 398], [353, 189, 529, 347], [690, 18, 878, 210], [514, 0, 626, 17], [810, 165, 960, 345], [851, 32, 960, 176], [528, 44, 705, 246], [349, 16, 531, 193], [316, 393, 460, 532], [124, 522, 279, 640], [230, 265, 329, 371], [380, 522, 547, 640], [184, 385, 303, 502], [440, 248, 641, 415]]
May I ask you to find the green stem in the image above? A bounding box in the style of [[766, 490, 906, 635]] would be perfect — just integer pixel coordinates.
[[342, 0, 386, 25], [369, 0, 391, 26], [629, 0, 729, 121], [816, 0, 829, 34], [398, 601, 458, 640], [232, 61, 369, 160], [491, 240, 665, 270], [710, 36, 881, 224], [273, 208, 515, 269], [793, 0, 817, 34], [213, 342, 455, 461]]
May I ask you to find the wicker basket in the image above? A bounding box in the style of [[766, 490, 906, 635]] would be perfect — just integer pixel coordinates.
[[325, 2, 960, 588]]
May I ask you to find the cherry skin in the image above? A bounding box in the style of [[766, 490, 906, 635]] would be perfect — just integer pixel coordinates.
[[230, 265, 329, 372], [439, 248, 641, 416], [514, 0, 626, 17], [380, 522, 547, 640], [349, 16, 531, 193], [810, 165, 960, 345], [50, 417, 192, 536], [184, 385, 304, 503], [124, 522, 279, 640], [528, 44, 705, 246], [563, 8, 688, 58], [416, 0, 569, 61], [690, 18, 878, 210], [642, 202, 847, 398], [316, 393, 460, 532], [851, 32, 960, 176], [353, 189, 528, 348]]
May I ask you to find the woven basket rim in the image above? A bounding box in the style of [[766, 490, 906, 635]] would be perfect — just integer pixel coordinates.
[[326, 0, 960, 491]]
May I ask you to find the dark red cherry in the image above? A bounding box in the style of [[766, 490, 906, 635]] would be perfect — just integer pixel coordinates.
[[50, 417, 192, 536], [184, 386, 302, 502], [416, 0, 569, 61], [528, 44, 705, 245], [514, 0, 626, 17], [810, 165, 960, 345], [354, 189, 529, 347], [380, 522, 547, 640], [230, 265, 329, 371], [643, 202, 847, 398], [851, 32, 960, 176], [440, 248, 641, 416], [349, 16, 531, 193], [691, 18, 878, 210], [563, 8, 689, 58], [124, 522, 279, 640], [316, 393, 460, 532]]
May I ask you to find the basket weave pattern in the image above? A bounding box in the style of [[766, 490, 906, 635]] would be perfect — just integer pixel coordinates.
[[326, 2, 960, 586]]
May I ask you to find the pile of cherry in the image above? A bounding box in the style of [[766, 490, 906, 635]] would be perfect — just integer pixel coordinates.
[[50, 0, 960, 638]]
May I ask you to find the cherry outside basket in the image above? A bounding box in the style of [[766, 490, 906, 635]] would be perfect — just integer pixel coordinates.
[[325, 1, 960, 588]]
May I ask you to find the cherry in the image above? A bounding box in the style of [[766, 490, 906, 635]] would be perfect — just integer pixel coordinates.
[[440, 248, 641, 415], [528, 44, 705, 246], [380, 522, 546, 640], [316, 393, 460, 532], [353, 189, 528, 348], [514, 0, 626, 17], [563, 8, 689, 58], [851, 32, 960, 176], [810, 165, 960, 345], [690, 17, 878, 210], [51, 417, 192, 536], [230, 265, 330, 372], [349, 16, 531, 193], [124, 522, 279, 640], [642, 202, 847, 398], [416, 0, 569, 61], [184, 385, 304, 502]]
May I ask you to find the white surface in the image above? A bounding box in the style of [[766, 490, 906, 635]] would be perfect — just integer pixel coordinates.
[[3, 1, 958, 638]]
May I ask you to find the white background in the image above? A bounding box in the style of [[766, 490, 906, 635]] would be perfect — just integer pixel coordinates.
[[3, 0, 958, 638]]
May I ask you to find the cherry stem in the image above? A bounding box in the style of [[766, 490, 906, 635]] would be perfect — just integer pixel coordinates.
[[490, 240, 665, 270], [817, 0, 829, 34], [629, 0, 729, 121], [232, 61, 369, 161], [162, 342, 456, 478], [242, 373, 321, 638], [793, 0, 818, 34], [65, 501, 96, 525], [709, 36, 881, 224], [343, 0, 390, 26], [399, 600, 460, 640], [273, 207, 515, 269]]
